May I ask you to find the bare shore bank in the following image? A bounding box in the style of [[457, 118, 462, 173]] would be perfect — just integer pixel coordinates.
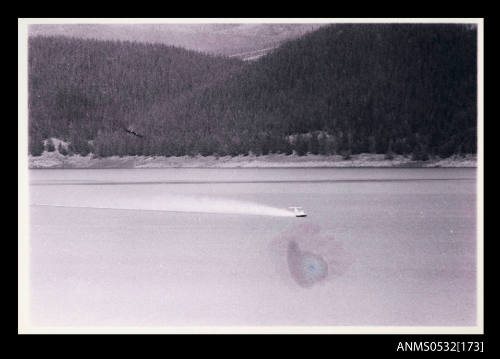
[[28, 151, 477, 169]]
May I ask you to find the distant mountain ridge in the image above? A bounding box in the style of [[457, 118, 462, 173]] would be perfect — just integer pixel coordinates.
[[228, 46, 279, 61], [29, 23, 326, 58]]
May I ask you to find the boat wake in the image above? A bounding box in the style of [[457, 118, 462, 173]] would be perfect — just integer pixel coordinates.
[[32, 194, 295, 217]]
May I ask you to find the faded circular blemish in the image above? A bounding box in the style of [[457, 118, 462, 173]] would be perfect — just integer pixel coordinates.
[[287, 241, 328, 288], [269, 224, 354, 289]]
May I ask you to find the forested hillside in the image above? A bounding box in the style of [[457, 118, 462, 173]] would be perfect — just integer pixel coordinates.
[[28, 24, 477, 159], [28, 36, 244, 155]]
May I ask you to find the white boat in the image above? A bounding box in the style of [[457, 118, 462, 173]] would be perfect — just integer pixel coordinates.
[[289, 206, 307, 217]]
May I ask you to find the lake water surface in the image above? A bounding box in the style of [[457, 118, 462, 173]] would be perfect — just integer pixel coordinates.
[[28, 168, 477, 327]]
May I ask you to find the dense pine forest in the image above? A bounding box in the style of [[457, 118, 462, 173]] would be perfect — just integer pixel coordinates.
[[28, 24, 477, 159]]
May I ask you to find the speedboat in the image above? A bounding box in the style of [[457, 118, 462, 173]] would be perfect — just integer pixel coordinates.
[[289, 206, 307, 217]]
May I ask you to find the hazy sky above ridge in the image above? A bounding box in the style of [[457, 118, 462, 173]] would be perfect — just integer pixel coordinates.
[[29, 23, 328, 56]]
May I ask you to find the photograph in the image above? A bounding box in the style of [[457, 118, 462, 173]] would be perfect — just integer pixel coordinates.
[[18, 18, 483, 335]]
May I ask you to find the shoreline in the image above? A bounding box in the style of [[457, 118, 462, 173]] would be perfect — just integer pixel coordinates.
[[29, 152, 477, 169]]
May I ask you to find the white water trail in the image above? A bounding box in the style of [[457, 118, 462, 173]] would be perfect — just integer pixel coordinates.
[[33, 194, 295, 217]]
